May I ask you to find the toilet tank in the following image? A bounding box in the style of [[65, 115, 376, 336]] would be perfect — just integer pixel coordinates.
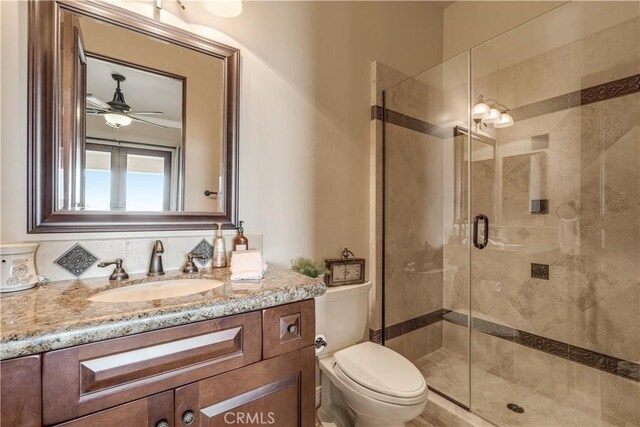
[[315, 282, 371, 355]]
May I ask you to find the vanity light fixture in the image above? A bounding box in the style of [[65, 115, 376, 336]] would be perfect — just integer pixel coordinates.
[[472, 95, 514, 129], [471, 98, 491, 120], [493, 112, 514, 128], [156, 0, 243, 17]]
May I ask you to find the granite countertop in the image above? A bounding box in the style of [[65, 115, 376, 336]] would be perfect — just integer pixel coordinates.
[[0, 265, 326, 360]]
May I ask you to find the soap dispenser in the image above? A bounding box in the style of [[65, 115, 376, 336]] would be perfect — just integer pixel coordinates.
[[212, 223, 227, 268], [232, 220, 249, 251]]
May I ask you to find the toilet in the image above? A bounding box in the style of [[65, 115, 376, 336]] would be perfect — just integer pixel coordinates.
[[315, 282, 429, 427]]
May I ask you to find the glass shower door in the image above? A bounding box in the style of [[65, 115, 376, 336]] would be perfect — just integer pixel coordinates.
[[383, 52, 472, 408], [469, 2, 640, 426]]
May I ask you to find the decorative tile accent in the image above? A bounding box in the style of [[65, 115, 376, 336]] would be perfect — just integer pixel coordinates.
[[54, 244, 98, 278], [189, 239, 213, 267], [581, 74, 640, 106], [368, 328, 383, 344], [472, 317, 515, 340], [530, 199, 549, 215], [442, 310, 468, 327], [385, 322, 404, 340], [440, 310, 640, 382], [384, 308, 445, 340], [371, 105, 452, 139], [569, 346, 640, 381], [514, 330, 569, 358], [511, 73, 640, 121], [531, 263, 550, 280]]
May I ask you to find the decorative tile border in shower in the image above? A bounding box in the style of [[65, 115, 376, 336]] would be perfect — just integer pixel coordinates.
[[441, 310, 640, 382], [373, 308, 639, 382], [510, 73, 640, 121], [368, 328, 383, 344], [370, 105, 452, 139], [382, 308, 446, 341], [372, 73, 640, 134]]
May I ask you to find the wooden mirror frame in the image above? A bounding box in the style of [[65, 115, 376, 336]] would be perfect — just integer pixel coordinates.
[[28, 0, 239, 233]]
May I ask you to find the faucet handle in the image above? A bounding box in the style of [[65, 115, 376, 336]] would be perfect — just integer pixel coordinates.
[[98, 258, 129, 281], [183, 253, 206, 274]]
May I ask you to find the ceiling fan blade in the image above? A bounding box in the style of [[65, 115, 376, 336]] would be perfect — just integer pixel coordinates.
[[86, 108, 108, 115], [131, 115, 167, 129], [129, 111, 164, 115], [130, 114, 181, 129], [86, 93, 110, 109]]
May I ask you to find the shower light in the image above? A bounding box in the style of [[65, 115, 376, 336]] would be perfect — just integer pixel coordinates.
[[493, 113, 514, 128], [483, 108, 502, 124], [471, 100, 490, 119]]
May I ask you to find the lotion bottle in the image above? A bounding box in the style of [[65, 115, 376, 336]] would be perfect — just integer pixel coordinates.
[[212, 223, 227, 268], [232, 220, 249, 251]]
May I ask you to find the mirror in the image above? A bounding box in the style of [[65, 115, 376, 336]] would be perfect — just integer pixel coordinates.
[[28, 0, 239, 232], [502, 152, 548, 217]]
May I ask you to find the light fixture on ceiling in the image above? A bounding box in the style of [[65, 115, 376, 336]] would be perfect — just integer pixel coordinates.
[[156, 0, 243, 17], [104, 113, 133, 128], [472, 95, 514, 130]]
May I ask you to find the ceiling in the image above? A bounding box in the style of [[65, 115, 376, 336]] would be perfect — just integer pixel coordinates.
[[86, 56, 184, 124]]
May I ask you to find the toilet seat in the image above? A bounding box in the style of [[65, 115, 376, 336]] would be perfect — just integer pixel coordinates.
[[331, 342, 428, 406]]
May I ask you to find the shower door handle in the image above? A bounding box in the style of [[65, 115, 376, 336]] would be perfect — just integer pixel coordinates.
[[473, 214, 489, 249]]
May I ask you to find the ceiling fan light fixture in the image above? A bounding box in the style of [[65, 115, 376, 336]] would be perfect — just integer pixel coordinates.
[[104, 113, 132, 128], [202, 0, 242, 18]]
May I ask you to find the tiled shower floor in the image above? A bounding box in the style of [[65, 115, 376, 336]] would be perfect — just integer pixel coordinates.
[[415, 348, 619, 427]]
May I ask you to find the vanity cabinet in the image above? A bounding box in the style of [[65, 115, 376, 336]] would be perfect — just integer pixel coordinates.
[[0, 355, 42, 427], [55, 391, 174, 427], [1, 299, 316, 427], [175, 347, 315, 427]]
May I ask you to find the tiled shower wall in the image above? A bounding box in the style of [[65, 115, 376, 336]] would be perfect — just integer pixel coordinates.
[[462, 13, 640, 425], [374, 9, 639, 426]]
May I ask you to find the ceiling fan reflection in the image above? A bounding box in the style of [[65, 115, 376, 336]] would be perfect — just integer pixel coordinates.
[[86, 72, 172, 129]]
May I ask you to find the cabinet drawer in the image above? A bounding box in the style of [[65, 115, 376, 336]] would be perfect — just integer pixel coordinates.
[[56, 390, 173, 427], [175, 346, 315, 427], [43, 312, 262, 425], [262, 300, 315, 359]]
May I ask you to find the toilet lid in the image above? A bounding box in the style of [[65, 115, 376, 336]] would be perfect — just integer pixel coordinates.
[[333, 342, 427, 399]]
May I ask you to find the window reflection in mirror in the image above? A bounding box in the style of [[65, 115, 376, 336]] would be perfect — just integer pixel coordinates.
[[60, 11, 226, 213]]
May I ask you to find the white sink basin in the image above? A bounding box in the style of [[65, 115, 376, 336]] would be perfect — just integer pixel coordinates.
[[88, 279, 224, 303]]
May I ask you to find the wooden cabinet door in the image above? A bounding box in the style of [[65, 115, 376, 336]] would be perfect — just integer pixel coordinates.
[[175, 347, 315, 427], [1, 355, 42, 427], [55, 390, 174, 427], [43, 312, 261, 425], [262, 300, 315, 359]]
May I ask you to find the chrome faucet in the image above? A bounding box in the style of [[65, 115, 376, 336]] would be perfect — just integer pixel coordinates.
[[148, 240, 165, 276]]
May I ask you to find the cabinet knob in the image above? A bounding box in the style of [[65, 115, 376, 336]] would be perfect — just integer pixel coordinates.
[[182, 410, 196, 426], [287, 324, 299, 334], [156, 420, 170, 427]]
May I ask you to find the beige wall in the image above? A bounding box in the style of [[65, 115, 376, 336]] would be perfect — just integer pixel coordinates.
[[0, 1, 445, 268], [443, 1, 565, 60]]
